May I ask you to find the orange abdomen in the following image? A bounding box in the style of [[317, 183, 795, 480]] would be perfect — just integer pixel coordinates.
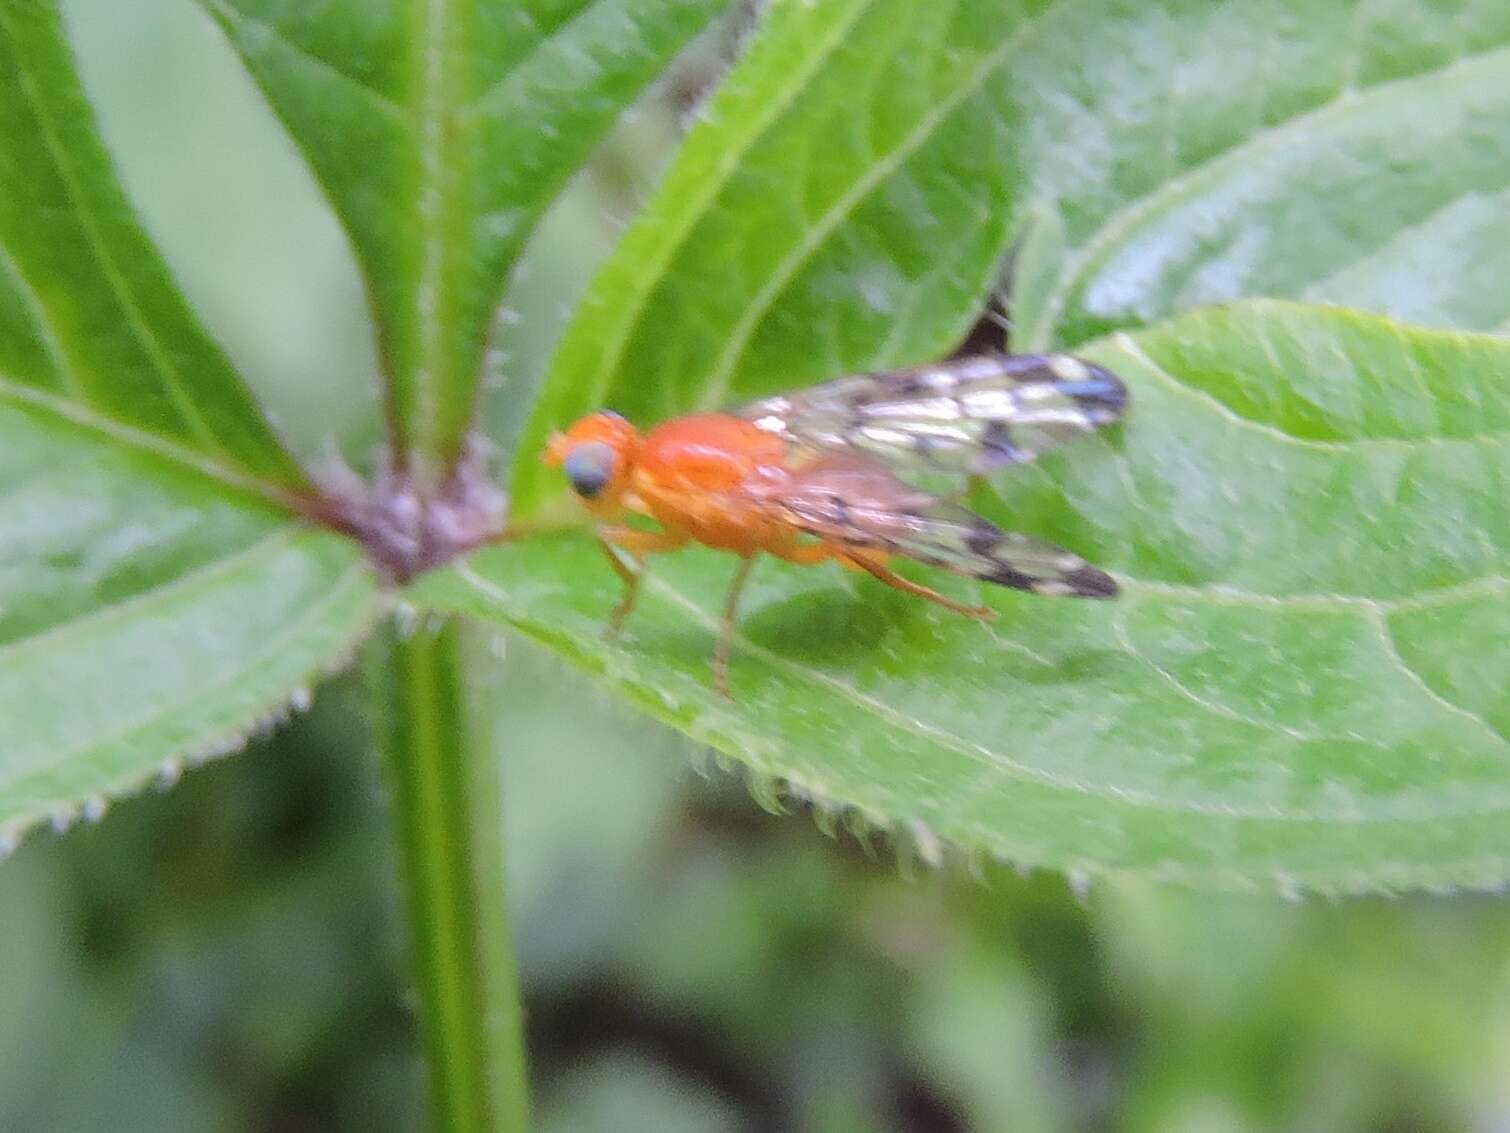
[[632, 414, 791, 553]]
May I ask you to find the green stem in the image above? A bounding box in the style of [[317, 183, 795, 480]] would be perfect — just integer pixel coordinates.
[[368, 615, 529, 1132]]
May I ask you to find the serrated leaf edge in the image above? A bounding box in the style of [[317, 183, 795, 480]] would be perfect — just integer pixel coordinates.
[[0, 556, 383, 861], [429, 560, 1510, 898]]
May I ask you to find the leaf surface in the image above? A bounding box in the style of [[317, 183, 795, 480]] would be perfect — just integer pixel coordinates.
[[1000, 0, 1510, 347], [198, 0, 733, 471], [511, 0, 1036, 509], [0, 3, 379, 848], [514, 0, 1510, 516], [422, 304, 1510, 891], [0, 0, 304, 485], [0, 403, 379, 850]]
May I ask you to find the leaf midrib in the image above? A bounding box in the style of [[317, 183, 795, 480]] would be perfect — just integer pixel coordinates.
[[413, 0, 467, 467], [450, 560, 1510, 824], [645, 569, 1510, 822], [693, 0, 1080, 409], [567, 0, 877, 418], [0, 372, 301, 510]]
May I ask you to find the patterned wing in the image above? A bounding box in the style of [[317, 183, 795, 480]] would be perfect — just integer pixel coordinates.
[[739, 353, 1127, 475], [772, 458, 1117, 598]]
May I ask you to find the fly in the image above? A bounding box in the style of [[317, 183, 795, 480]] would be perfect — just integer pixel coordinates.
[[543, 351, 1128, 697]]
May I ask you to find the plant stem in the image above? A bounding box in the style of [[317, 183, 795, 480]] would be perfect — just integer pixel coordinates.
[[368, 615, 529, 1132]]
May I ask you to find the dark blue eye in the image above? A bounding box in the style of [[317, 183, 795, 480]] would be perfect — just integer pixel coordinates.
[[563, 442, 616, 500]]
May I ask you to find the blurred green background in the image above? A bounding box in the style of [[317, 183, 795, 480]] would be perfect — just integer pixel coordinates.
[[6, 3, 1510, 1130]]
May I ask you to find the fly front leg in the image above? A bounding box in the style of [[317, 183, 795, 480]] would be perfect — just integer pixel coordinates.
[[596, 540, 642, 638], [713, 554, 758, 699], [597, 525, 688, 637]]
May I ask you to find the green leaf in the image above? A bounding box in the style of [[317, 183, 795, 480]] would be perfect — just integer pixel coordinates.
[[419, 304, 1510, 892], [999, 1, 1510, 348], [0, 402, 379, 852], [0, 3, 379, 850], [198, 0, 734, 473], [511, 0, 1032, 511], [0, 0, 304, 487], [513, 0, 1510, 513]]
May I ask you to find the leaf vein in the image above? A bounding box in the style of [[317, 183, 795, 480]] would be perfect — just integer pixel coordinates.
[[451, 561, 1510, 824], [466, 0, 620, 117], [1121, 574, 1509, 613], [200, 0, 409, 121], [0, 241, 84, 402], [1300, 187, 1510, 302], [1374, 610, 1510, 750], [0, 527, 303, 669], [565, 0, 876, 418], [696, 0, 1080, 408], [1112, 605, 1323, 743], [0, 372, 299, 510], [1114, 331, 1510, 452], [1033, 39, 1510, 345]]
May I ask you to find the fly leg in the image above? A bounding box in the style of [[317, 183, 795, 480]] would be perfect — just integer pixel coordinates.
[[597, 526, 688, 637], [596, 540, 642, 637], [841, 549, 996, 620], [713, 554, 758, 699]]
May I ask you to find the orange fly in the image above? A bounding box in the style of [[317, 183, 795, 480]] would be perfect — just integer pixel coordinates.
[[543, 351, 1128, 696]]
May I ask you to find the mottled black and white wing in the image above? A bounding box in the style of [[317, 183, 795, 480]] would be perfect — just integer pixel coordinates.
[[739, 353, 1127, 476], [772, 457, 1117, 598]]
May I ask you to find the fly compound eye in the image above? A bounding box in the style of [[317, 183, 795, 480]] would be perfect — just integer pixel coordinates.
[[562, 441, 616, 500]]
